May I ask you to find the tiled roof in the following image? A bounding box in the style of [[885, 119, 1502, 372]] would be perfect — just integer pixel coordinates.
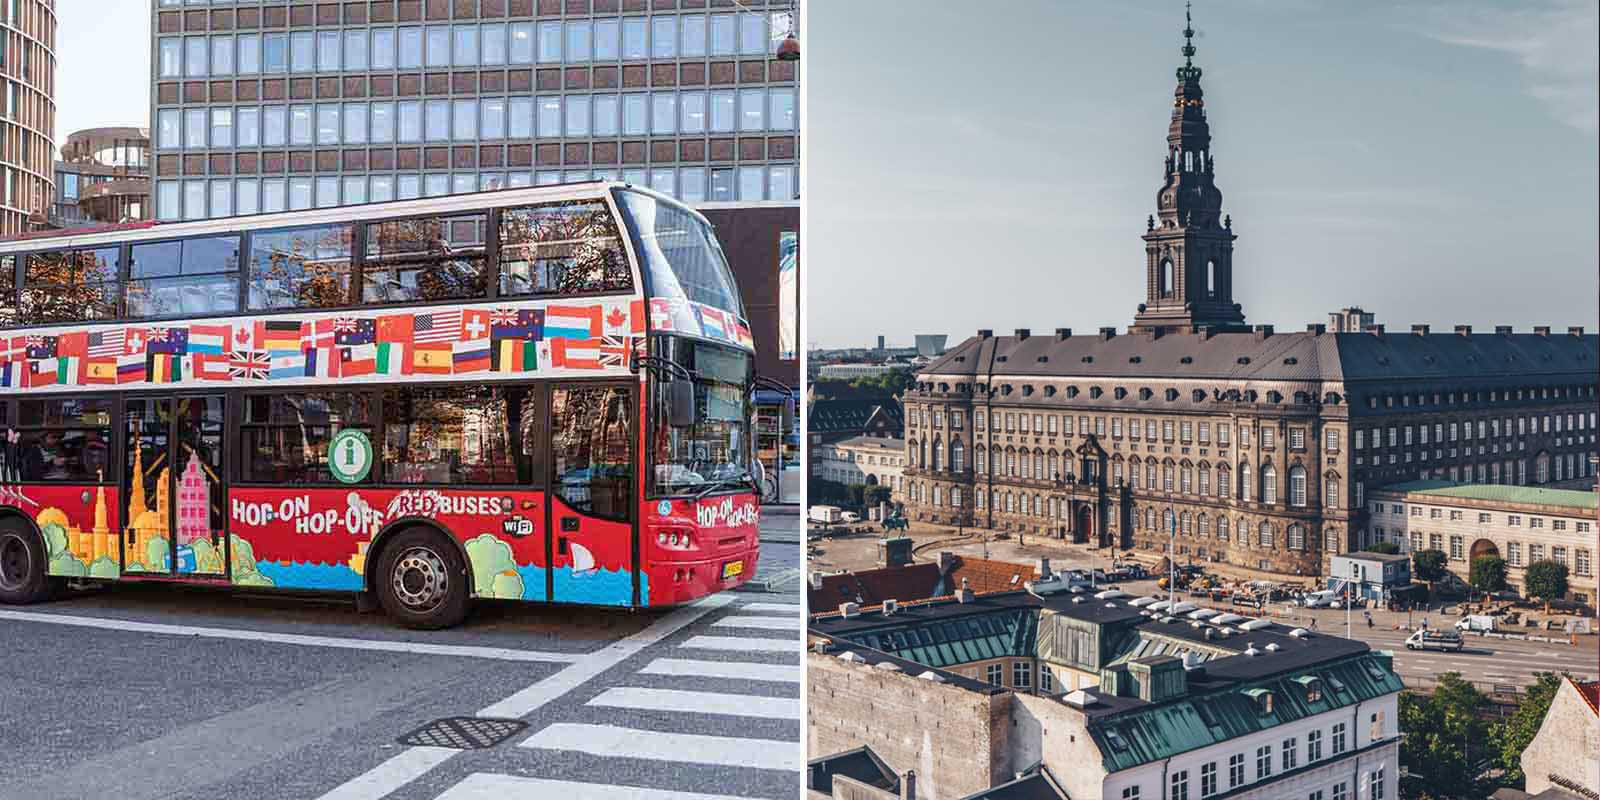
[[807, 563, 942, 614], [946, 557, 1040, 595], [1378, 480, 1598, 511]]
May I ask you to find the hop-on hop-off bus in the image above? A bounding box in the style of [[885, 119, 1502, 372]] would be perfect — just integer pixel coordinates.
[[0, 183, 762, 628]]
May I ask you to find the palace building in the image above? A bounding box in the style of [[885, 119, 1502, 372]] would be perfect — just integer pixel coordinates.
[[897, 15, 1597, 577]]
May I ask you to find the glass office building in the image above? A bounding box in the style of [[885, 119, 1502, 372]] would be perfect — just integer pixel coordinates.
[[150, 0, 798, 221]]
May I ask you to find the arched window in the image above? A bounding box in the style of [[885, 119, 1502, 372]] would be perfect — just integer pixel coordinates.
[[951, 439, 965, 472], [1180, 511, 1192, 534], [1197, 513, 1209, 537], [1287, 523, 1305, 550], [1129, 458, 1142, 489], [1005, 492, 1015, 512], [1217, 464, 1230, 498], [1035, 449, 1046, 480], [1163, 463, 1175, 492], [1289, 465, 1307, 507], [1007, 449, 1017, 477], [931, 437, 943, 471], [1216, 516, 1230, 541], [1199, 465, 1211, 496], [1206, 259, 1217, 297], [976, 445, 987, 474], [1145, 507, 1156, 529], [1260, 464, 1277, 504], [992, 449, 1003, 475], [1181, 466, 1193, 494], [1258, 521, 1273, 548], [919, 440, 928, 469], [1159, 259, 1174, 298], [1163, 508, 1176, 533], [907, 440, 919, 468], [1146, 463, 1158, 490], [933, 486, 943, 507], [1324, 475, 1339, 506], [1239, 463, 1253, 502]]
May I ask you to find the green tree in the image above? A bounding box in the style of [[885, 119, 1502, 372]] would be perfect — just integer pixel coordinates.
[[1364, 541, 1401, 555], [1413, 549, 1448, 593], [1468, 555, 1507, 596], [863, 484, 893, 509], [1523, 560, 1569, 612], [1493, 672, 1564, 786], [1399, 674, 1496, 799]]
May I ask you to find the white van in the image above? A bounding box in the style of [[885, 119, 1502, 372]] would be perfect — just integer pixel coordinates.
[[1405, 629, 1463, 652]]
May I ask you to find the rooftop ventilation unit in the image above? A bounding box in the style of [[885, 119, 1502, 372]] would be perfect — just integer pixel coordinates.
[[874, 661, 903, 672], [1094, 589, 1130, 600], [1264, 643, 1281, 652], [838, 651, 865, 663], [1239, 619, 1272, 631], [882, 599, 898, 616], [1063, 690, 1098, 708], [918, 671, 947, 683], [839, 602, 860, 618], [1212, 613, 1246, 624], [1289, 628, 1310, 638], [1243, 643, 1260, 656]]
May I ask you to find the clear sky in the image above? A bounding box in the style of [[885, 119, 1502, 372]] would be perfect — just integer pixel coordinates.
[[805, 0, 1599, 349], [54, 1, 152, 148]]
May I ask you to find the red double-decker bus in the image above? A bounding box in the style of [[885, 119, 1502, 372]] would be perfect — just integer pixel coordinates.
[[0, 183, 761, 628]]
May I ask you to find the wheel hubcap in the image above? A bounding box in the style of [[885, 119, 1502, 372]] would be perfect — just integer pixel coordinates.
[[0, 534, 32, 591], [392, 546, 449, 612]]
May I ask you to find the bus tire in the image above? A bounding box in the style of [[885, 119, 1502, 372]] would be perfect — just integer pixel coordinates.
[[0, 518, 54, 605], [375, 528, 470, 630]]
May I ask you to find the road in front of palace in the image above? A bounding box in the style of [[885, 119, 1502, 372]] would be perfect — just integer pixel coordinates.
[[0, 512, 802, 800]]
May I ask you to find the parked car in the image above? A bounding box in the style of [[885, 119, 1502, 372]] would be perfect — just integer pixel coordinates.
[[841, 511, 862, 523], [808, 505, 843, 525], [1455, 614, 1498, 632], [1406, 629, 1464, 652]]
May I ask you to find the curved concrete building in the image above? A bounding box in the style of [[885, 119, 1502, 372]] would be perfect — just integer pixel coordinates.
[[51, 126, 151, 227], [0, 0, 56, 234]]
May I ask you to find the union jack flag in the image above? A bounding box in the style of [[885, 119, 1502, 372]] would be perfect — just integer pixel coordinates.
[[228, 350, 270, 380], [147, 327, 170, 342], [489, 309, 520, 326], [598, 336, 631, 368]]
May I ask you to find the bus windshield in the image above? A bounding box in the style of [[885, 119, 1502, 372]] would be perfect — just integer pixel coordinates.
[[614, 188, 745, 324], [649, 336, 754, 498]]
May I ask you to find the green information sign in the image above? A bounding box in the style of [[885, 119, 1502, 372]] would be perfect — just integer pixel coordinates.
[[329, 429, 373, 484]]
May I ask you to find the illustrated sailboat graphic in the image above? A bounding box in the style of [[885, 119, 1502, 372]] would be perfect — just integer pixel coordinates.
[[569, 541, 599, 577]]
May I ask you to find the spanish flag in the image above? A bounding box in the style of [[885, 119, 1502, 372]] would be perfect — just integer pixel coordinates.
[[412, 343, 453, 375], [84, 358, 118, 385]]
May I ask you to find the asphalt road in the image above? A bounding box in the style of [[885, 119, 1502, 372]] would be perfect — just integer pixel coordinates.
[[0, 520, 802, 800]]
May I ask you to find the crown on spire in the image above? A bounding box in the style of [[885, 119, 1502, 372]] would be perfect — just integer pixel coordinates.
[[1177, 2, 1202, 82]]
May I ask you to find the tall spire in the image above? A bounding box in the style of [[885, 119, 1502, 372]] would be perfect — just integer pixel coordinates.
[[1131, 3, 1247, 335]]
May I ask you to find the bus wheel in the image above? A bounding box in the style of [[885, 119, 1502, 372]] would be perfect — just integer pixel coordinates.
[[376, 528, 470, 630], [0, 520, 54, 605]]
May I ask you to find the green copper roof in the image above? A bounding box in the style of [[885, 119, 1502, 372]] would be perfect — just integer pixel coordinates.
[[1089, 652, 1403, 773], [1380, 480, 1597, 511], [833, 608, 1038, 669]]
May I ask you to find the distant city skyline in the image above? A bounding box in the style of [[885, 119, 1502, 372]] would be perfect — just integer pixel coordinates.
[[806, 0, 1599, 348]]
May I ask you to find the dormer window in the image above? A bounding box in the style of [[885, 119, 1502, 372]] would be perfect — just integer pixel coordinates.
[[1245, 688, 1274, 715], [1295, 675, 1324, 703]]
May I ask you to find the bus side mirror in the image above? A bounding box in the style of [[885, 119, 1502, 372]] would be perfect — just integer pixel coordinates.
[[669, 378, 695, 428]]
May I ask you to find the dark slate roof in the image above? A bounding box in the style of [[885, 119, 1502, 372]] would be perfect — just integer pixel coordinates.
[[807, 398, 903, 436], [835, 434, 906, 451], [806, 746, 898, 792], [957, 770, 1070, 800], [920, 330, 1596, 386]]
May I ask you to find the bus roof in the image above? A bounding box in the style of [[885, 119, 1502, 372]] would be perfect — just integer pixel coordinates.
[[0, 181, 708, 253]]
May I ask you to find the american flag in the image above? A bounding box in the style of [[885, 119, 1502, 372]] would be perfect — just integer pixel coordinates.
[[414, 310, 463, 343], [88, 330, 126, 358], [228, 350, 270, 380]]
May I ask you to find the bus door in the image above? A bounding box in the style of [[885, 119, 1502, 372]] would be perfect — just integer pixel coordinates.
[[546, 384, 637, 607], [120, 395, 228, 578]]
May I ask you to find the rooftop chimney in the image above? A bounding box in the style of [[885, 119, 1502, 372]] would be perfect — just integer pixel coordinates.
[[810, 572, 824, 590], [900, 770, 917, 800], [1455, 325, 1472, 336], [1253, 324, 1273, 340], [1099, 327, 1116, 341], [937, 551, 955, 572], [1305, 324, 1326, 335], [1411, 324, 1430, 336], [1037, 558, 1051, 579], [1055, 328, 1072, 340], [978, 329, 993, 339], [1365, 324, 1385, 336], [1495, 325, 1513, 335], [956, 577, 974, 604], [1014, 328, 1030, 340], [1570, 326, 1586, 337], [1534, 326, 1551, 336]]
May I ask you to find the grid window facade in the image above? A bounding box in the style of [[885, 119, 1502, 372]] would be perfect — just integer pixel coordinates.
[[151, 1, 799, 221]]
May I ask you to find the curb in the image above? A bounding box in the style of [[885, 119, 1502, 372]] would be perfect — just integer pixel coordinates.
[[733, 567, 802, 594]]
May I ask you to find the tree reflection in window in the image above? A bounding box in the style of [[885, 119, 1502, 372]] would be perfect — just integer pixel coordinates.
[[363, 213, 488, 303], [382, 385, 536, 485], [498, 201, 631, 296], [0, 255, 16, 326], [22, 248, 120, 323], [240, 393, 373, 484], [127, 235, 242, 318], [552, 386, 632, 519], [247, 223, 356, 310]]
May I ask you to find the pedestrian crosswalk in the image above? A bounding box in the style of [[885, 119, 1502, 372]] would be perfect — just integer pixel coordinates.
[[430, 597, 802, 800]]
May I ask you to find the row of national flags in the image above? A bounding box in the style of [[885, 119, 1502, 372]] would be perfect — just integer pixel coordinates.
[[648, 298, 756, 350], [0, 301, 649, 389]]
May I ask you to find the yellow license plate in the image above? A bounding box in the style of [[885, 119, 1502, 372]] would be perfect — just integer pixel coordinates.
[[722, 561, 745, 579]]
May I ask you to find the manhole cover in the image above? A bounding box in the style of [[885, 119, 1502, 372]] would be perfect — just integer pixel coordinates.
[[397, 717, 529, 749]]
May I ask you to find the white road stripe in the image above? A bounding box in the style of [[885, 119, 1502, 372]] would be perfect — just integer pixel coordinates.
[[313, 594, 735, 800], [436, 773, 752, 800], [0, 609, 580, 663], [317, 747, 458, 800], [638, 657, 799, 683], [518, 723, 799, 771], [739, 602, 801, 614], [680, 635, 798, 653], [588, 687, 800, 719], [710, 615, 798, 630]]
